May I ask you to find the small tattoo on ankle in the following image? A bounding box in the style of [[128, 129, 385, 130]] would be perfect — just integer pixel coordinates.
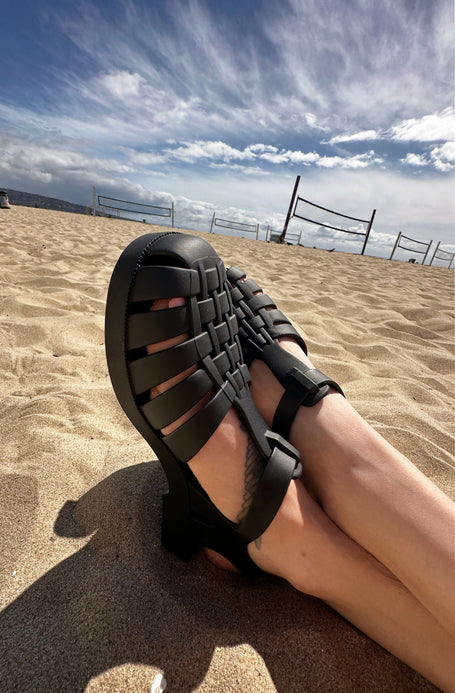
[[236, 435, 262, 524]]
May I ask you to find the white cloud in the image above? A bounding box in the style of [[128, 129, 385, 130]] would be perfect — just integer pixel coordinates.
[[44, 0, 453, 143], [262, 0, 454, 130], [388, 108, 455, 142], [316, 151, 383, 169], [2, 2, 453, 170], [97, 70, 146, 99], [128, 151, 167, 166], [208, 163, 270, 176], [401, 142, 455, 171], [430, 141, 455, 171], [260, 149, 319, 165], [0, 137, 157, 191], [327, 130, 379, 145], [1, 0, 454, 256], [327, 110, 455, 147], [247, 144, 278, 154], [0, 133, 385, 186], [259, 149, 382, 169], [164, 140, 256, 163], [401, 153, 430, 167], [304, 112, 328, 130], [124, 140, 382, 170]]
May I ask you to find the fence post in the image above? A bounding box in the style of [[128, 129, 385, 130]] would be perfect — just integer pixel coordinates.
[[209, 212, 215, 233], [361, 209, 376, 255], [255, 224, 259, 240], [423, 241, 433, 265], [266, 225, 270, 242], [429, 241, 440, 266], [171, 201, 174, 228], [92, 186, 96, 216], [279, 175, 300, 243], [389, 232, 401, 260], [298, 228, 303, 245]]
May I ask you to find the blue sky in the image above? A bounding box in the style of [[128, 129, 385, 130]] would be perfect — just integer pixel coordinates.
[[1, 0, 454, 259]]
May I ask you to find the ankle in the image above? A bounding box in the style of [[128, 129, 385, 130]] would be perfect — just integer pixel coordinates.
[[278, 335, 314, 370], [248, 335, 332, 432], [248, 479, 356, 600], [188, 408, 257, 524]]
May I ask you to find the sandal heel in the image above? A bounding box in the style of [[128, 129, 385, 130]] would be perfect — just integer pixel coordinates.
[[161, 491, 200, 561]]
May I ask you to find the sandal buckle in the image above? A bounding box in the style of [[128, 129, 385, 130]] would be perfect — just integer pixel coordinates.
[[265, 430, 300, 462], [287, 367, 319, 403], [265, 430, 302, 479]]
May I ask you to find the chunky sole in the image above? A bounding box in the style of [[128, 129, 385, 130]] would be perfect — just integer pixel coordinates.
[[105, 232, 199, 559]]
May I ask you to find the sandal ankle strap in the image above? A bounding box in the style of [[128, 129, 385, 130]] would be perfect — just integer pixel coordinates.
[[273, 366, 344, 439], [227, 266, 345, 441]]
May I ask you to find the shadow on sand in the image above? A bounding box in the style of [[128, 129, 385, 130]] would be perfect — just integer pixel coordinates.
[[1, 462, 436, 692]]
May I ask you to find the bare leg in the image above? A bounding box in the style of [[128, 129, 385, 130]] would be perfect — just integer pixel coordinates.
[[257, 481, 455, 693], [147, 299, 455, 689], [249, 335, 455, 639], [192, 424, 455, 690]]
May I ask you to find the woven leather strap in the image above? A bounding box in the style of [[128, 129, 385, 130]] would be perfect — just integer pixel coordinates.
[[107, 232, 303, 567], [127, 256, 255, 463], [227, 267, 307, 363], [227, 266, 344, 439]]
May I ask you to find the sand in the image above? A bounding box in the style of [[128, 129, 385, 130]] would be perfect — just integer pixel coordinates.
[[0, 206, 453, 692]]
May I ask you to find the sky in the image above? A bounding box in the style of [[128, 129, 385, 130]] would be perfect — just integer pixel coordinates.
[[1, 0, 454, 261]]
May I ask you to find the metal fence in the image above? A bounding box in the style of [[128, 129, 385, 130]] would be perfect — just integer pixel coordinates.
[[96, 193, 174, 226], [280, 175, 376, 254], [209, 213, 259, 239], [429, 241, 455, 268], [389, 232, 433, 263]]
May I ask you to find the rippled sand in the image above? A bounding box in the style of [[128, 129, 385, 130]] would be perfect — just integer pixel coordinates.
[[1, 206, 453, 692]]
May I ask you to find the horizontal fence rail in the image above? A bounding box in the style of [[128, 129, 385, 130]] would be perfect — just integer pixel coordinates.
[[429, 241, 455, 268], [280, 176, 376, 254], [389, 232, 433, 263], [281, 229, 302, 245], [96, 191, 174, 226], [293, 197, 370, 233], [86, 186, 453, 268], [209, 213, 259, 239], [265, 227, 281, 242], [93, 187, 174, 227]]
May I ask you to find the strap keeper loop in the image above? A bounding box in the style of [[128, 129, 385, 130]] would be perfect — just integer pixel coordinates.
[[264, 430, 301, 477], [286, 367, 319, 403]]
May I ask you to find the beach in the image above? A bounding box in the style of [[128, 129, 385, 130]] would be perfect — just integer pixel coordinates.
[[1, 205, 454, 692]]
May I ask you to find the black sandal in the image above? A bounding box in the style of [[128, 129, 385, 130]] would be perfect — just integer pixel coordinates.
[[105, 232, 301, 574], [226, 267, 344, 440]]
